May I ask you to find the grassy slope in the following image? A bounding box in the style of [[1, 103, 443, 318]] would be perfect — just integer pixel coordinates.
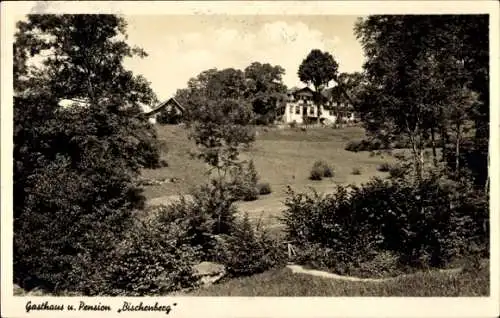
[[142, 125, 395, 223], [15, 263, 489, 297], [139, 125, 490, 297], [182, 265, 489, 297]]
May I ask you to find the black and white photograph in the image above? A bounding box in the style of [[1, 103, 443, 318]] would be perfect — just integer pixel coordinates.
[[1, 1, 499, 317]]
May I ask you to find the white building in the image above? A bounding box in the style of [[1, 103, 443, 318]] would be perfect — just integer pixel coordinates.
[[282, 87, 355, 125]]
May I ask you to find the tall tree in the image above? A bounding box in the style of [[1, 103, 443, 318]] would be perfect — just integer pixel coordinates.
[[335, 71, 365, 125], [244, 62, 287, 124], [13, 14, 161, 293], [354, 15, 487, 183], [298, 49, 339, 122]]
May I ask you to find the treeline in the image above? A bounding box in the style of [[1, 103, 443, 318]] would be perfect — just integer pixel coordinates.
[[282, 15, 489, 278], [13, 15, 164, 293], [13, 14, 285, 295], [158, 63, 288, 125], [352, 15, 489, 188]]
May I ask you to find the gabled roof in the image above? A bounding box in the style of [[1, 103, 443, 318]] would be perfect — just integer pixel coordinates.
[[145, 97, 185, 116]]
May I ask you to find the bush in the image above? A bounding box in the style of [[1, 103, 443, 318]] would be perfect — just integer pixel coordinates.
[[309, 160, 334, 180], [356, 251, 402, 278], [352, 167, 362, 175], [282, 174, 488, 274], [323, 165, 334, 178], [182, 181, 240, 255], [388, 164, 407, 179], [257, 182, 272, 195], [13, 101, 156, 293], [345, 140, 362, 152], [345, 138, 390, 152], [230, 160, 260, 201], [289, 120, 298, 129], [377, 162, 392, 172], [97, 213, 199, 296], [309, 167, 323, 180], [216, 214, 286, 277]]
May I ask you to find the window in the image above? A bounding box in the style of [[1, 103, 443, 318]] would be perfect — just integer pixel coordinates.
[[289, 105, 293, 113], [295, 106, 300, 114], [329, 110, 335, 116], [309, 106, 314, 115]]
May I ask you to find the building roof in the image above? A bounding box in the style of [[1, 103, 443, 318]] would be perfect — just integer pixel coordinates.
[[145, 97, 185, 116], [288, 86, 315, 96]]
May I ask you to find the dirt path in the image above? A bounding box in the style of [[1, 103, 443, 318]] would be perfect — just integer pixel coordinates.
[[286, 264, 463, 283]]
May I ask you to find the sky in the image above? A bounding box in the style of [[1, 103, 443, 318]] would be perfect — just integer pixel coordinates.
[[122, 15, 366, 101]]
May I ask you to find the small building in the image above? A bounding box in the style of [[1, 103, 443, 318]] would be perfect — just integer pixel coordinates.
[[144, 97, 185, 124], [282, 86, 355, 125]]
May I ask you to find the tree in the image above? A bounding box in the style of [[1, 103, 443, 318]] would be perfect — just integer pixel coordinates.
[[437, 16, 489, 188], [354, 15, 487, 184], [13, 14, 161, 293], [178, 67, 247, 121], [298, 49, 339, 122], [244, 62, 288, 125], [178, 63, 287, 125], [334, 72, 365, 126]]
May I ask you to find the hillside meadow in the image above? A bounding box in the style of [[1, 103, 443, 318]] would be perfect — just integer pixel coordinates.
[[142, 124, 396, 223]]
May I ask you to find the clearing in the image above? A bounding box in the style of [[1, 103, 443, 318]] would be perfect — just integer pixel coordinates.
[[141, 124, 395, 223]]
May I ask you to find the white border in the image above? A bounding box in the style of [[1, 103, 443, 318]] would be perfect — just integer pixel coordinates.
[[1, 2, 499, 318]]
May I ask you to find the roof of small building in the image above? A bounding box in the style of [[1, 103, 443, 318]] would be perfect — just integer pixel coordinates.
[[145, 97, 185, 116]]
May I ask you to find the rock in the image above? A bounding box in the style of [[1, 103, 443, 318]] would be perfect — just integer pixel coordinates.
[[193, 261, 226, 276], [192, 262, 226, 286]]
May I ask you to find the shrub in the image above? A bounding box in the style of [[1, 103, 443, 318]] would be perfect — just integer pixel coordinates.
[[352, 167, 362, 175], [230, 160, 260, 201], [388, 164, 407, 179], [13, 102, 156, 293], [216, 214, 287, 277], [13, 16, 163, 294], [309, 160, 334, 180], [151, 196, 218, 258], [309, 166, 323, 180], [97, 214, 199, 296], [377, 162, 392, 172], [257, 182, 272, 195], [356, 251, 402, 278], [323, 165, 334, 178], [289, 120, 298, 129], [282, 174, 487, 274], [345, 138, 394, 152], [190, 181, 240, 248], [345, 140, 362, 152]]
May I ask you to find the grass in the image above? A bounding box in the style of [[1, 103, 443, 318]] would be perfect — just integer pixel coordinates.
[[16, 260, 489, 297], [352, 167, 362, 175], [182, 264, 489, 296], [141, 125, 396, 223], [144, 125, 394, 199]]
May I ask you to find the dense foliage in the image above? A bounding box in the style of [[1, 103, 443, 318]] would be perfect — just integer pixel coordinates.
[[309, 160, 334, 180], [282, 173, 488, 276], [174, 63, 287, 125], [13, 15, 162, 293], [298, 49, 338, 92], [215, 214, 287, 277], [354, 15, 489, 186], [97, 213, 199, 296]]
